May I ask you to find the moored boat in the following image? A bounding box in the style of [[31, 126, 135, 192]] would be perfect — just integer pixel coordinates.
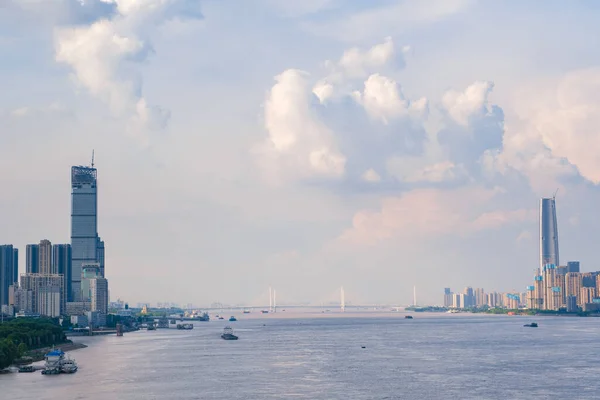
[[60, 357, 78, 374], [18, 365, 35, 373]]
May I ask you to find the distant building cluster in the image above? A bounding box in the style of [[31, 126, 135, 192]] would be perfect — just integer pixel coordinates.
[[0, 160, 109, 325], [443, 287, 526, 309], [445, 196, 600, 313]]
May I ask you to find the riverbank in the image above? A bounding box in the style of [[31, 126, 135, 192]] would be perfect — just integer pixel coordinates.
[[23, 341, 88, 363]]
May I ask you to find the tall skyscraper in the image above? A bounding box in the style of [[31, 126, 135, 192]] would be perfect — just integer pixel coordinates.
[[52, 244, 72, 302], [71, 165, 99, 301], [96, 237, 105, 277], [26, 244, 39, 274], [540, 197, 559, 271], [39, 239, 52, 275], [0, 245, 18, 307], [12, 248, 18, 286]]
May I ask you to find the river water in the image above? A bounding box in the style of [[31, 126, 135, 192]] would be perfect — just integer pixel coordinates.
[[1, 312, 600, 399]]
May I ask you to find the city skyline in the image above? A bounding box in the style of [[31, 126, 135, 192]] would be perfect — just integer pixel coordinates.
[[3, 1, 600, 305]]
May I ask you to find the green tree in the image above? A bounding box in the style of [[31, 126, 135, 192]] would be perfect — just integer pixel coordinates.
[[17, 342, 27, 357]]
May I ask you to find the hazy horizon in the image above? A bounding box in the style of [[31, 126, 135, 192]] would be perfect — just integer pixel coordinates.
[[2, 1, 600, 306]]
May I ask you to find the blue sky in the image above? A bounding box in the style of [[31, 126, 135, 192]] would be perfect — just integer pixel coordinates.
[[1, 0, 600, 306]]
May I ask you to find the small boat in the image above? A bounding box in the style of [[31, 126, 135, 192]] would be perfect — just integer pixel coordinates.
[[176, 323, 194, 330], [524, 322, 538, 328], [61, 357, 78, 374], [405, 315, 413, 319], [218, 316, 224, 320], [18, 365, 35, 373], [243, 310, 250, 314], [147, 324, 156, 331], [261, 310, 269, 314], [229, 316, 237, 322], [221, 326, 238, 340]]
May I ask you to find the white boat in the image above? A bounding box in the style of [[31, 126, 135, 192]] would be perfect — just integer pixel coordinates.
[[41, 348, 78, 375], [61, 357, 78, 373]]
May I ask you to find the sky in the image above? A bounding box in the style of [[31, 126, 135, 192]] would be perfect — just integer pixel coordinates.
[[2, 0, 600, 307]]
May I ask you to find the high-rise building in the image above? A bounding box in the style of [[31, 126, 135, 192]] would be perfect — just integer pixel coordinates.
[[13, 248, 18, 284], [26, 244, 39, 274], [0, 245, 18, 307], [443, 288, 453, 307], [567, 261, 580, 273], [90, 277, 108, 315], [96, 237, 105, 277], [81, 263, 101, 302], [71, 165, 99, 302], [52, 244, 72, 301], [540, 197, 559, 272], [39, 239, 52, 275], [20, 273, 65, 317]]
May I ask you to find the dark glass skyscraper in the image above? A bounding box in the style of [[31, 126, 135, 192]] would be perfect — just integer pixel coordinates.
[[71, 165, 99, 302], [26, 244, 39, 274], [540, 197, 559, 272], [53, 244, 72, 302], [0, 245, 18, 306]]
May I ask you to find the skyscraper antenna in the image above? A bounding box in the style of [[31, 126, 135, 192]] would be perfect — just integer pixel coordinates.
[[553, 188, 559, 199], [91, 150, 95, 168]]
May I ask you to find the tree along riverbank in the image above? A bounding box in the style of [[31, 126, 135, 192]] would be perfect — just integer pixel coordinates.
[[0, 318, 69, 369], [24, 341, 88, 363]]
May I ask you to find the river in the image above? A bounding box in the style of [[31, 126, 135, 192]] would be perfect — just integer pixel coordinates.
[[1, 312, 600, 399]]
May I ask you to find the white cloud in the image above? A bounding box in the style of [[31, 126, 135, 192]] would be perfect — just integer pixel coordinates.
[[337, 36, 396, 79], [387, 157, 465, 183], [258, 69, 346, 180], [338, 186, 532, 246], [53, 0, 201, 134], [313, 37, 406, 103], [353, 73, 428, 124], [442, 81, 495, 126], [361, 168, 381, 182], [531, 68, 600, 184], [303, 0, 475, 42]]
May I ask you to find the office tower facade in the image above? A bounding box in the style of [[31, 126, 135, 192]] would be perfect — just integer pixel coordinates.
[[20, 273, 65, 317], [0, 245, 18, 307], [71, 165, 99, 302], [90, 277, 108, 314], [26, 244, 39, 274], [96, 237, 105, 277], [52, 244, 72, 302], [443, 288, 453, 307], [13, 248, 18, 284], [540, 197, 560, 271], [567, 261, 580, 273], [39, 239, 53, 274], [81, 263, 101, 302]]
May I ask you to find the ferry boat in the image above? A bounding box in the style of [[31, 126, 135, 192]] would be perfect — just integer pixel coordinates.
[[41, 349, 64, 375], [41, 349, 77, 375], [221, 326, 238, 340]]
